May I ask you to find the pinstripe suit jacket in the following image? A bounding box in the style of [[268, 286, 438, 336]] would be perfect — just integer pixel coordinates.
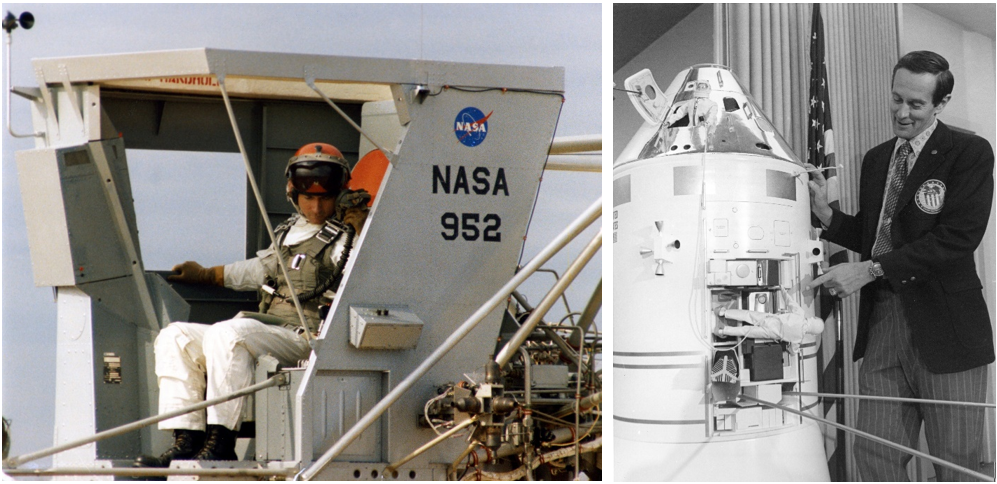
[[822, 121, 995, 374]]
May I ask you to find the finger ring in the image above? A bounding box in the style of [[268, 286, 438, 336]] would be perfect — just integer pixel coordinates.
[[829, 288, 837, 296]]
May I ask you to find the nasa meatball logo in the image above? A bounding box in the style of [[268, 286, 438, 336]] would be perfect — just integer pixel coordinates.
[[454, 107, 492, 147], [915, 179, 945, 214]]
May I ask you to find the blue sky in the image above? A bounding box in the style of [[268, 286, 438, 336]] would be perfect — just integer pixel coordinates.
[[1, 3, 602, 463]]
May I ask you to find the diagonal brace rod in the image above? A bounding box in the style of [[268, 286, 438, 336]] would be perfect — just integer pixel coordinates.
[[217, 75, 312, 342], [786, 391, 996, 408], [495, 232, 602, 367], [740, 394, 992, 482], [4, 374, 285, 468]]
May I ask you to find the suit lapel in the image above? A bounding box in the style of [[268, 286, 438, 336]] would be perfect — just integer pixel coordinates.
[[897, 122, 952, 212]]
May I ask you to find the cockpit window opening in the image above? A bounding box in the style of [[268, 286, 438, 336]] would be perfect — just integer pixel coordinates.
[[127, 150, 248, 271]]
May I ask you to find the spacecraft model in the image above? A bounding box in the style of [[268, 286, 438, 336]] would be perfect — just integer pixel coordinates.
[[613, 65, 830, 481]]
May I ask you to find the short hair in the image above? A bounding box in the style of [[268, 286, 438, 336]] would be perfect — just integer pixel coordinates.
[[893, 51, 954, 106]]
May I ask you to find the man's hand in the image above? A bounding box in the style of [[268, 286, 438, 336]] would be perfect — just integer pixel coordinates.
[[342, 207, 369, 235], [807, 166, 833, 227], [168, 261, 224, 286], [806, 261, 875, 299]]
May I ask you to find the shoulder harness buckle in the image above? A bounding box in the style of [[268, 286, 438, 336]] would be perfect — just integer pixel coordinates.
[[316, 219, 347, 244]]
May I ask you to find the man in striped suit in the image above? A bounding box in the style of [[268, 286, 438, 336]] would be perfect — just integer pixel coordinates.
[[808, 51, 994, 481]]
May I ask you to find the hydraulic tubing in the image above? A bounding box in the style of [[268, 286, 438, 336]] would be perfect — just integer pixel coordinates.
[[548, 423, 602, 444], [459, 437, 602, 481], [3, 467, 296, 478], [217, 76, 312, 343], [449, 443, 479, 480], [786, 391, 996, 408], [384, 416, 478, 476], [570, 279, 601, 347], [553, 391, 602, 419], [3, 374, 285, 468], [536, 268, 575, 320], [298, 198, 602, 481], [519, 346, 534, 481], [739, 395, 992, 482], [495, 232, 602, 367], [503, 295, 586, 372]]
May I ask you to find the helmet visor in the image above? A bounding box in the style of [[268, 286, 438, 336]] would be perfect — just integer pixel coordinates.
[[289, 162, 346, 197]]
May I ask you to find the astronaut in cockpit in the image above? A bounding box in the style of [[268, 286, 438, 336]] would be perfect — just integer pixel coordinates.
[[135, 143, 369, 468]]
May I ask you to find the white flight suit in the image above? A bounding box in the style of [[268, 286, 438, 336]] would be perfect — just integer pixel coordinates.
[[156, 219, 327, 431]]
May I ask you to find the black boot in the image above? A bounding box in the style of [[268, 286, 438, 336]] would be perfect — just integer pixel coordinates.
[[193, 424, 238, 461], [134, 429, 205, 468]]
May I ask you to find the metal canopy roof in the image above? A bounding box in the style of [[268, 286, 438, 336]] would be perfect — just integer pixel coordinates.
[[30, 48, 565, 103]]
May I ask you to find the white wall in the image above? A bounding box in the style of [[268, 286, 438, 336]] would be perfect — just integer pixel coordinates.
[[613, 4, 714, 161], [903, 5, 996, 146]]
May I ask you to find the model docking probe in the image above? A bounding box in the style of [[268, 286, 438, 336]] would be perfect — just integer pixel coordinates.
[[614, 65, 831, 481]]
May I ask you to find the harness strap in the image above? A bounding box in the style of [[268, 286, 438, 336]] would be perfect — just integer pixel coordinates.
[[267, 218, 353, 304]]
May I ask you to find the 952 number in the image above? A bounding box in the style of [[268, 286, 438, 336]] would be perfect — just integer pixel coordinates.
[[441, 212, 501, 242]]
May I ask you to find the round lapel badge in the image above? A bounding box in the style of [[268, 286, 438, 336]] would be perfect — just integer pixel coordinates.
[[914, 179, 945, 214]]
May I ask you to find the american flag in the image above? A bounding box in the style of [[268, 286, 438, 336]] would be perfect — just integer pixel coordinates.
[[807, 4, 847, 481], [807, 4, 836, 204]]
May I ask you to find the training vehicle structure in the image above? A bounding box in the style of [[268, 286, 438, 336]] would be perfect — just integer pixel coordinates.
[[3, 44, 602, 480]]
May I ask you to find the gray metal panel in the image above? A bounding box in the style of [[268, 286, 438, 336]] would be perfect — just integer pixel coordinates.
[[144, 273, 191, 325], [349, 306, 424, 350], [91, 300, 142, 459], [263, 102, 362, 152], [532, 365, 571, 389], [100, 93, 259, 153], [15, 147, 75, 285], [52, 285, 157, 466], [32, 48, 564, 92], [358, 101, 406, 158], [256, 366, 304, 462], [33, 48, 212, 83], [311, 370, 384, 462], [151, 271, 258, 324], [300, 80, 564, 464], [262, 147, 296, 210], [311, 462, 446, 481], [16, 142, 139, 287]]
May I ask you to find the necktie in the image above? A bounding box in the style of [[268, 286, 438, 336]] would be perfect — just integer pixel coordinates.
[[872, 142, 912, 257]]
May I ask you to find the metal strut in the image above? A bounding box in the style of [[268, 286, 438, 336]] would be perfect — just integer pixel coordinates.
[[3, 374, 286, 469], [384, 416, 479, 476], [785, 391, 997, 409], [306, 79, 396, 164], [739, 394, 993, 482], [3, 467, 296, 478], [216, 74, 313, 343]]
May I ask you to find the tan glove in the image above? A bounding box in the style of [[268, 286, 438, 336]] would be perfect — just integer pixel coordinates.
[[168, 261, 224, 286], [342, 206, 369, 235]]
